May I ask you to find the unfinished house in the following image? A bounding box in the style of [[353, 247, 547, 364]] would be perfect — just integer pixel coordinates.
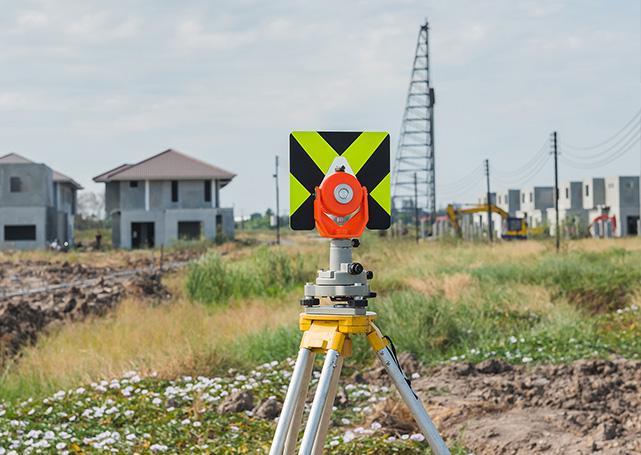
[[516, 186, 554, 228], [94, 149, 235, 249], [0, 153, 82, 250], [588, 176, 640, 237], [546, 181, 589, 236], [496, 189, 521, 217]]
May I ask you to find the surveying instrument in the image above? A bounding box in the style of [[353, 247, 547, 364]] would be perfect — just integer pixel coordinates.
[[269, 132, 449, 455]]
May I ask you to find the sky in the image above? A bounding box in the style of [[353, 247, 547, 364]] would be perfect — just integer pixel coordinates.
[[0, 0, 639, 215]]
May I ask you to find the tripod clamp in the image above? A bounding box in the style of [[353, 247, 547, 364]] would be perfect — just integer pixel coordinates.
[[300, 238, 376, 315]]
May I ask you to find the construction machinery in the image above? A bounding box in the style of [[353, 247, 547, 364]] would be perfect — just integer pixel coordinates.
[[446, 203, 527, 240], [588, 212, 617, 238]]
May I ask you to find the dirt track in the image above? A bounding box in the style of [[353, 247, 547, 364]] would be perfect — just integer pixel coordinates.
[[370, 357, 641, 454]]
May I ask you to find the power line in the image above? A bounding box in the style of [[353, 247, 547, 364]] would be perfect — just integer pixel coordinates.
[[437, 174, 484, 197], [437, 163, 484, 190], [560, 115, 641, 160], [559, 133, 641, 169], [494, 139, 549, 178], [560, 108, 641, 151], [494, 153, 551, 186]]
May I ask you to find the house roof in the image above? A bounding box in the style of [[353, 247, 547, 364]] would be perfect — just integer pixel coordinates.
[[0, 153, 83, 189], [92, 163, 133, 183], [0, 153, 31, 164], [93, 149, 236, 186]]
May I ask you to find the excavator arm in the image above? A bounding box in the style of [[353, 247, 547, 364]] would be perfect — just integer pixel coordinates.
[[446, 204, 509, 238]]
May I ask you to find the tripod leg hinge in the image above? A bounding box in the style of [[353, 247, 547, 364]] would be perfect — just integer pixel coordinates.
[[300, 321, 350, 355], [366, 322, 389, 352]]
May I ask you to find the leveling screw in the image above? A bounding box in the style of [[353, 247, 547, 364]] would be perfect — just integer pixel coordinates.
[[348, 262, 364, 275]]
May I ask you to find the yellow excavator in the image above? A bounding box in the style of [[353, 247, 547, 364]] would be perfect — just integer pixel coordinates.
[[446, 204, 528, 240]]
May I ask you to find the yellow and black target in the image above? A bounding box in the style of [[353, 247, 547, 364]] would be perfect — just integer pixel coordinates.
[[289, 131, 390, 230]]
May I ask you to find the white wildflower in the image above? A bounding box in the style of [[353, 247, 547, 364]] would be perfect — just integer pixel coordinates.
[[343, 431, 356, 443]]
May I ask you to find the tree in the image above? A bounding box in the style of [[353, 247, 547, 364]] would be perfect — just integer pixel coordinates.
[[77, 191, 105, 220]]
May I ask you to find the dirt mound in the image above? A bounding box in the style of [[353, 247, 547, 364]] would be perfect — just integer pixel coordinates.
[[124, 272, 171, 300], [369, 358, 641, 454], [0, 272, 170, 359]]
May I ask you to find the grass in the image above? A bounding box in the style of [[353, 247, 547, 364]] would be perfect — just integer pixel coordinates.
[[4, 236, 641, 401], [0, 276, 300, 401], [185, 246, 316, 305], [1, 234, 641, 452]]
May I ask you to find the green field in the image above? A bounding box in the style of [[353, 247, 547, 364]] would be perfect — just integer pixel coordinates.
[[1, 234, 640, 453]]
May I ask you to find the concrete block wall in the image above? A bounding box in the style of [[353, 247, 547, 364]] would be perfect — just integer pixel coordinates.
[[114, 207, 234, 249], [0, 207, 49, 250]]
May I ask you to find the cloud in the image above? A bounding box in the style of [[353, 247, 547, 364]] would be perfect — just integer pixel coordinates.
[[0, 0, 637, 212], [175, 18, 257, 50], [16, 11, 48, 28], [64, 12, 139, 41]]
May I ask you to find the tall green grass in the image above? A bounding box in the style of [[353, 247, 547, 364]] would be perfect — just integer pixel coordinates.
[[469, 249, 641, 312], [185, 246, 315, 305]]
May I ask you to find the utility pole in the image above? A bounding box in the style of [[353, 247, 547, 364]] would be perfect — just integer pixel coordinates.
[[274, 155, 280, 245], [484, 159, 493, 242], [552, 131, 560, 252], [414, 172, 420, 244]]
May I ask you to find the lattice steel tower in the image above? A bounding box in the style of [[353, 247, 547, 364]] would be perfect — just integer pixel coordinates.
[[392, 20, 436, 226]]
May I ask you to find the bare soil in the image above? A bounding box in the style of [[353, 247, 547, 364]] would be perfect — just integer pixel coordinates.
[[371, 357, 641, 454], [0, 256, 176, 359]]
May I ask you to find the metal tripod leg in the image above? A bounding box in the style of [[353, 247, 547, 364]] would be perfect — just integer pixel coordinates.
[[298, 349, 341, 455], [374, 345, 450, 455], [311, 355, 343, 455], [283, 351, 315, 454], [270, 348, 315, 455]]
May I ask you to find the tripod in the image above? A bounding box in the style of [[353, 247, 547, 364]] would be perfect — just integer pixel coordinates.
[[269, 239, 449, 455]]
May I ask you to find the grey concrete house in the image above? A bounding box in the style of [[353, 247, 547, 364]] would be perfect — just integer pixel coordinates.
[[94, 149, 235, 249], [517, 186, 554, 227], [496, 189, 521, 216], [0, 153, 82, 250], [593, 176, 639, 237], [546, 181, 589, 236]]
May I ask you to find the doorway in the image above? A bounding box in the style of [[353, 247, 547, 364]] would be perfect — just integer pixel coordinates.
[[215, 214, 223, 241], [131, 222, 155, 248], [627, 216, 639, 236]]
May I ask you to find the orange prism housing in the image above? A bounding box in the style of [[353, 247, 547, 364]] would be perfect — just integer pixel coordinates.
[[314, 172, 369, 239]]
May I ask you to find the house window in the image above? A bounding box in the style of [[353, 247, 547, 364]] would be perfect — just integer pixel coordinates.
[[529, 192, 533, 203], [9, 177, 21, 193], [178, 221, 202, 240], [565, 188, 569, 199], [171, 180, 179, 202], [129, 181, 138, 188], [4, 225, 36, 241], [522, 193, 525, 203], [585, 185, 589, 196], [204, 180, 212, 203]]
